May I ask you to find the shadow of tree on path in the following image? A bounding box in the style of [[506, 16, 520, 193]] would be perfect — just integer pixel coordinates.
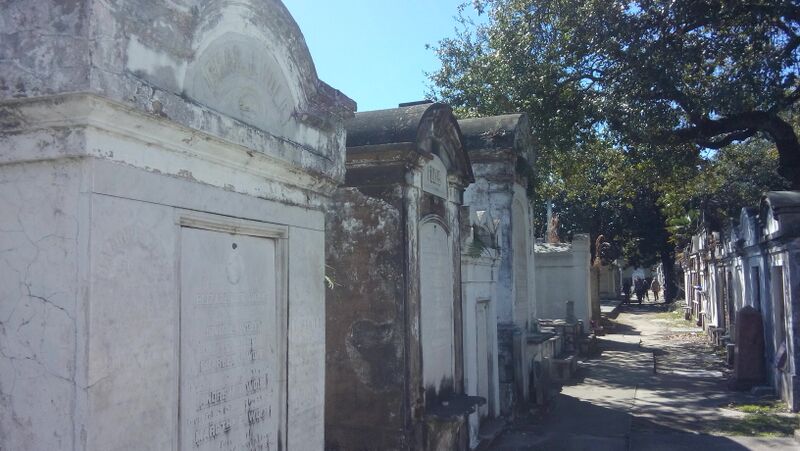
[[491, 394, 755, 450]]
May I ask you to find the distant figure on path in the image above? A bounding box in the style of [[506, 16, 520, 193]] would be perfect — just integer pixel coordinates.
[[622, 279, 632, 304], [634, 277, 645, 304], [651, 278, 661, 302]]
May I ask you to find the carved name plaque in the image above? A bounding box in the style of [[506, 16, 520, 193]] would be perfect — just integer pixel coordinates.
[[180, 228, 278, 451], [422, 156, 448, 199], [185, 34, 296, 137], [419, 221, 455, 392]]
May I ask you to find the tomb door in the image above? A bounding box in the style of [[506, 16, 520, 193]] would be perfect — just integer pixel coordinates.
[[179, 221, 285, 451], [751, 266, 762, 310], [476, 300, 492, 418], [420, 219, 455, 397], [725, 271, 736, 331], [512, 200, 529, 327], [771, 267, 787, 370]]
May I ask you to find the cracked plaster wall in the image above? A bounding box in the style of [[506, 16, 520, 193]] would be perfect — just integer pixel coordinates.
[[2, 3, 351, 448], [463, 163, 535, 327], [0, 160, 84, 451], [0, 153, 333, 450], [325, 164, 469, 450], [460, 255, 499, 448], [463, 160, 538, 417], [1, 2, 349, 448]]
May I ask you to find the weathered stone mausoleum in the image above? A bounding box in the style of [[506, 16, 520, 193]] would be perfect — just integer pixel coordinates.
[[682, 191, 800, 411], [459, 114, 538, 415], [460, 212, 501, 448], [534, 235, 592, 327], [325, 102, 476, 450], [0, 1, 354, 449]]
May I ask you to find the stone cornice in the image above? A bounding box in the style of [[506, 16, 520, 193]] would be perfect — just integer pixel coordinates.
[[0, 93, 343, 196]]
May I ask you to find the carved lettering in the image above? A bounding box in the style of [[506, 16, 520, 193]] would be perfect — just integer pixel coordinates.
[[186, 36, 295, 137], [180, 228, 279, 450], [422, 156, 448, 199]]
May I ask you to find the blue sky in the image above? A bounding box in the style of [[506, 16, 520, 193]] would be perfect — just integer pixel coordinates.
[[283, 0, 477, 112]]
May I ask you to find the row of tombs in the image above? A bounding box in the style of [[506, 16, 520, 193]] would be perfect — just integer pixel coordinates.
[[0, 1, 592, 450], [681, 192, 800, 413], [325, 104, 595, 450]]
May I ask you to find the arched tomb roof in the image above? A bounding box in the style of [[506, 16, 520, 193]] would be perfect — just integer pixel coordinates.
[[762, 191, 800, 217], [457, 113, 534, 165], [82, 0, 357, 143], [761, 190, 800, 239], [346, 102, 474, 183]]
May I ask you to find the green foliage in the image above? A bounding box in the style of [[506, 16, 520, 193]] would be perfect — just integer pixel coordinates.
[[710, 412, 799, 437], [465, 236, 490, 258], [659, 138, 790, 246], [429, 0, 799, 270], [728, 400, 788, 415]]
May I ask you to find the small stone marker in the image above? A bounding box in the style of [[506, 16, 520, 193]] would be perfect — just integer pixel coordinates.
[[731, 306, 766, 389]]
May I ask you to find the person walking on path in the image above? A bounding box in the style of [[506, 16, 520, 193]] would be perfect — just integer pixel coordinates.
[[622, 279, 632, 304], [651, 278, 661, 302], [633, 277, 645, 304]]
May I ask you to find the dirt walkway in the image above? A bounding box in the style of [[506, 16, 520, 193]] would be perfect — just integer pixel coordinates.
[[489, 302, 799, 450]]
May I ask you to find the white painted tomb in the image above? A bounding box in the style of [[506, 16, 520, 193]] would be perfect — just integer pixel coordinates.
[[459, 114, 537, 418], [420, 219, 457, 393], [534, 235, 593, 327], [0, 1, 354, 450], [460, 213, 501, 448]]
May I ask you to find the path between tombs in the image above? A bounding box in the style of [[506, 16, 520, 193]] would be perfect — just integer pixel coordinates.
[[489, 303, 799, 451]]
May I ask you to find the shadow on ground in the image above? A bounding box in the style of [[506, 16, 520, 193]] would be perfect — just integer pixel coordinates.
[[491, 394, 756, 451], [489, 304, 798, 450]]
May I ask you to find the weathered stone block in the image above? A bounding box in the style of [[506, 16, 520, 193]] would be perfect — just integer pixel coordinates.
[[0, 2, 354, 450], [325, 103, 474, 450]]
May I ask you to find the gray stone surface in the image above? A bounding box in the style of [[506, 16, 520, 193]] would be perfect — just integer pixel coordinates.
[[733, 306, 767, 389], [325, 103, 473, 451], [0, 2, 354, 449], [460, 113, 536, 420], [489, 304, 799, 450]]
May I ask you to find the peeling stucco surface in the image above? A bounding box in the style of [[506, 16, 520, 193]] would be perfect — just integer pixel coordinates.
[[325, 186, 408, 450], [1, 1, 354, 449], [1, 0, 355, 189]]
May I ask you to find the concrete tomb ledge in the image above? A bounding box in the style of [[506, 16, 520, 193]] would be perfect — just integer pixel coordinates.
[[425, 394, 486, 419], [527, 331, 557, 344], [0, 92, 343, 207]]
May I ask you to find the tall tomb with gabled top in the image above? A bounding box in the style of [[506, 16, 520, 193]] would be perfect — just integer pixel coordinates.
[[0, 1, 354, 450], [325, 102, 478, 450], [459, 114, 537, 413]]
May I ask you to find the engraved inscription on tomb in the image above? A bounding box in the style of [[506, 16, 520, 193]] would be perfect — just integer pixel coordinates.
[[180, 228, 279, 451], [185, 34, 295, 137], [422, 156, 448, 199]]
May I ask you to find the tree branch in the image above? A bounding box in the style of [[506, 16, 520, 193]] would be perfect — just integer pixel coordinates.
[[662, 111, 779, 144], [698, 129, 758, 149], [782, 35, 800, 58], [643, 111, 800, 188]]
